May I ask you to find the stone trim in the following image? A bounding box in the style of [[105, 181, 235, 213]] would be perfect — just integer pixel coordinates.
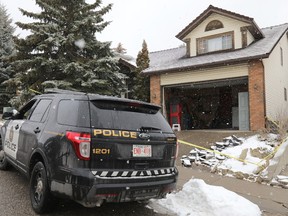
[[150, 75, 161, 105], [241, 27, 248, 48], [184, 38, 191, 57]]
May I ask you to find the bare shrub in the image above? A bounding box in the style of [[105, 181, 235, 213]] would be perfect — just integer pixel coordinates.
[[264, 109, 288, 141], [274, 109, 288, 140], [258, 127, 270, 141]]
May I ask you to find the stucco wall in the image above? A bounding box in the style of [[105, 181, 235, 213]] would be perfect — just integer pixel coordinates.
[[263, 32, 288, 120], [184, 13, 254, 57]]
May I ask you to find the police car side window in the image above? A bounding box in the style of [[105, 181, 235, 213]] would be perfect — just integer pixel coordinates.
[[29, 99, 52, 122], [57, 100, 89, 127]]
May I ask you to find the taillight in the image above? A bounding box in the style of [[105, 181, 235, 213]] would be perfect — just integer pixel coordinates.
[[66, 131, 91, 160]]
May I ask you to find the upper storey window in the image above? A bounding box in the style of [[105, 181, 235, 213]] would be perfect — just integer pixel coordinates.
[[197, 31, 234, 55], [205, 20, 223, 31]]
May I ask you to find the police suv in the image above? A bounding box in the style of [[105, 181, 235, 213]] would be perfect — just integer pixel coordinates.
[[0, 89, 178, 214]]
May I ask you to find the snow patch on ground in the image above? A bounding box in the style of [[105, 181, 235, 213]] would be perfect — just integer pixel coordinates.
[[149, 179, 261, 216]]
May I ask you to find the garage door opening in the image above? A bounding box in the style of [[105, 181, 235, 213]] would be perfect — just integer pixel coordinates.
[[164, 78, 249, 130]]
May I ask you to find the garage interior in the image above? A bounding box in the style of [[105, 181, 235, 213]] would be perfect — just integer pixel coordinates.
[[164, 78, 248, 130]]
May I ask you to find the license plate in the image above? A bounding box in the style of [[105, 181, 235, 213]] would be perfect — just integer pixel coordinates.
[[133, 145, 152, 157], [130, 188, 159, 198]]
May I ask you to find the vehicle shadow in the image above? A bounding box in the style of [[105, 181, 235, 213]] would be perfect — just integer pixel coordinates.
[[0, 168, 165, 216], [49, 200, 160, 216]]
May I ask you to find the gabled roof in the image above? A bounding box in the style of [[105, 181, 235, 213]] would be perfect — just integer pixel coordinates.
[[143, 23, 288, 75], [176, 5, 264, 40]]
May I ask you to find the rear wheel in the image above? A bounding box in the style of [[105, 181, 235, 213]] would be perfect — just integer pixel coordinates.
[[30, 161, 53, 214]]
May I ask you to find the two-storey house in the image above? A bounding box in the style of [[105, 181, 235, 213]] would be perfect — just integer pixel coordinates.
[[143, 5, 288, 131]]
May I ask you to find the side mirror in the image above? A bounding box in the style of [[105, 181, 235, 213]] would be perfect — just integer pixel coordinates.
[[2, 111, 13, 120], [2, 107, 18, 120]]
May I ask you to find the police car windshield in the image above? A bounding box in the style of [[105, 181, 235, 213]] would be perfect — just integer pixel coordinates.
[[90, 100, 173, 133]]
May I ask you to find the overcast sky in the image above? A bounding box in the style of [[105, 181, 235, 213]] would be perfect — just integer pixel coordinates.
[[1, 0, 287, 56]]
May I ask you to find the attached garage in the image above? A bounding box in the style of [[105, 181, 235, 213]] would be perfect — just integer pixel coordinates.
[[163, 77, 249, 130], [155, 64, 250, 130]]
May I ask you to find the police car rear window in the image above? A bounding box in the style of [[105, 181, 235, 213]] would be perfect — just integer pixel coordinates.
[[93, 100, 159, 113], [90, 100, 173, 133]]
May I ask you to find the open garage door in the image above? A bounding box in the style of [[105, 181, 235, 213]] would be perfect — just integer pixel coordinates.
[[164, 77, 249, 130]]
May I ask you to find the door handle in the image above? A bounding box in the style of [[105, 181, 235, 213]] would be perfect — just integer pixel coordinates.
[[15, 125, 19, 130], [34, 127, 41, 134]]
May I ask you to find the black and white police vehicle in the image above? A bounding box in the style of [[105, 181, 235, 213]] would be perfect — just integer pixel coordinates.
[[0, 89, 178, 214]]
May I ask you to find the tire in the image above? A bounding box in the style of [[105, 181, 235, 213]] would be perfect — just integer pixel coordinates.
[[30, 161, 53, 214], [0, 148, 9, 170]]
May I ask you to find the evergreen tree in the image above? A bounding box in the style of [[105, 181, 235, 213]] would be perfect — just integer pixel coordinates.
[[113, 43, 136, 98], [0, 4, 15, 110], [8, 0, 126, 107], [113, 42, 126, 54], [132, 40, 150, 102]]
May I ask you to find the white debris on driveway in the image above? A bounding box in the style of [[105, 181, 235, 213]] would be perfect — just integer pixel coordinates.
[[180, 134, 281, 181]]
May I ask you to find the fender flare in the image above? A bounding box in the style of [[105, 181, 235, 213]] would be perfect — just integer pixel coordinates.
[[29, 148, 51, 179]]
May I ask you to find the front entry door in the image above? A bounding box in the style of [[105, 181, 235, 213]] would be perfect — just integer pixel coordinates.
[[238, 92, 250, 131]]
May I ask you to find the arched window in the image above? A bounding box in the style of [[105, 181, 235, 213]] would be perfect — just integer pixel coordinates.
[[205, 20, 223, 31]]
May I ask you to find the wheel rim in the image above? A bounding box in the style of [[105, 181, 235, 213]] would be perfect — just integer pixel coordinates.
[[34, 171, 44, 204]]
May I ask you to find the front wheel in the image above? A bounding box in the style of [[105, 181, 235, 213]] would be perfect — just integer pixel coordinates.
[[30, 161, 52, 214], [0, 148, 9, 170]]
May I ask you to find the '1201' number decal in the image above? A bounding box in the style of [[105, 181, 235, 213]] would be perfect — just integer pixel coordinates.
[[93, 148, 110, 155]]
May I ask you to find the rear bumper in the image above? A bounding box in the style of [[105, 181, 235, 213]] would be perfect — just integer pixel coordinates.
[[51, 167, 178, 207]]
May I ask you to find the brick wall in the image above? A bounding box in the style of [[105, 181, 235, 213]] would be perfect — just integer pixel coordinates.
[[150, 74, 161, 105], [248, 60, 266, 131]]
